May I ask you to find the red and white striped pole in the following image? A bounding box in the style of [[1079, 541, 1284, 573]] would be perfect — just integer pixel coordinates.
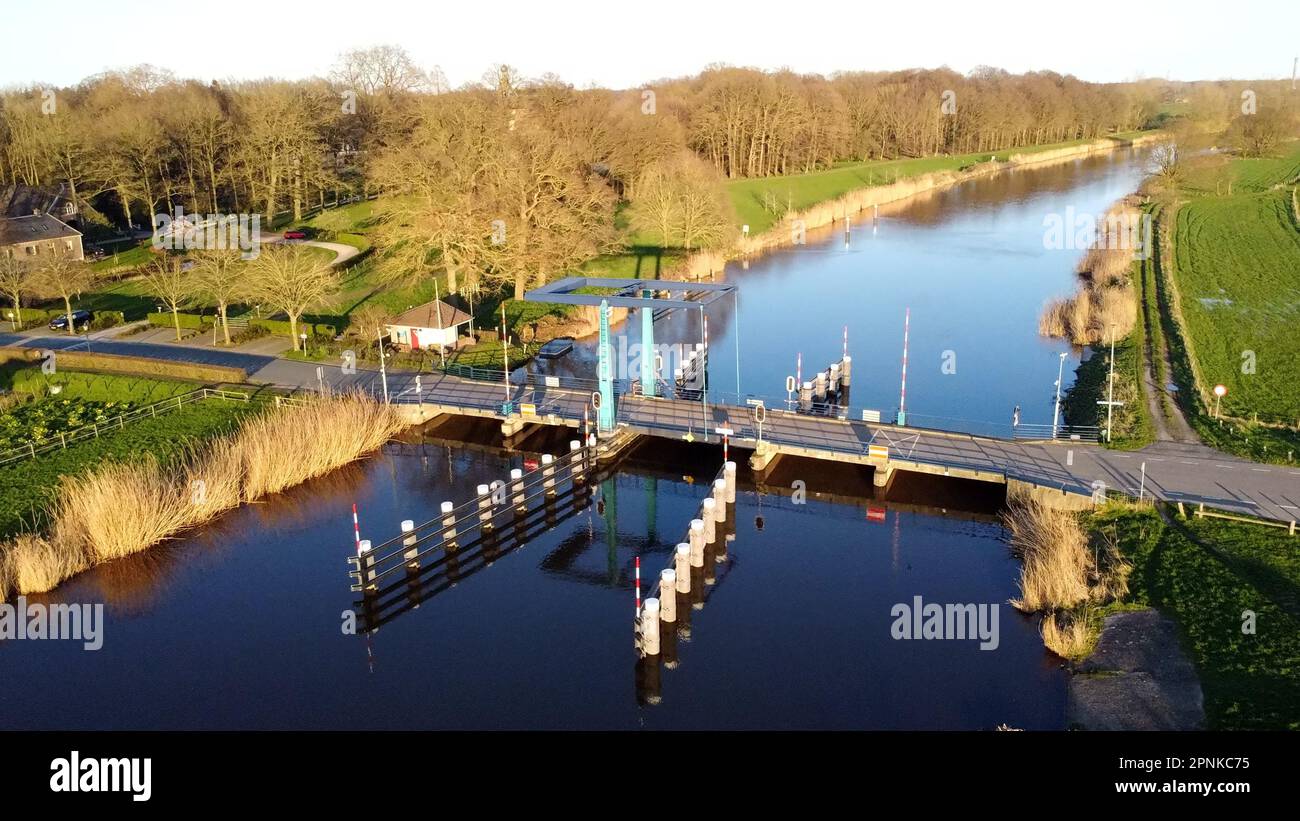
[[352, 503, 362, 556], [843, 325, 848, 360], [796, 352, 802, 390], [898, 308, 910, 426], [635, 556, 641, 617]]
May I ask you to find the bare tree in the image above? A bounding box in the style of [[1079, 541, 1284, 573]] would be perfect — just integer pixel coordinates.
[[31, 247, 99, 336], [142, 255, 197, 341], [247, 244, 337, 351], [189, 248, 247, 345], [0, 254, 36, 330]]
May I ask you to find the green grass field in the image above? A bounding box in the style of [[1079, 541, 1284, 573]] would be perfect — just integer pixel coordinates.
[[1092, 506, 1300, 729], [1172, 187, 1300, 423], [0, 368, 261, 537]]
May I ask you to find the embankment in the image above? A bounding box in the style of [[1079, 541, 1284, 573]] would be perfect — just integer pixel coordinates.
[[664, 133, 1165, 281], [0, 392, 408, 601]]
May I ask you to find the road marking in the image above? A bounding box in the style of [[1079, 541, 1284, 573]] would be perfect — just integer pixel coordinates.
[[1114, 454, 1132, 458], [1213, 464, 1234, 469], [1250, 468, 1270, 473]]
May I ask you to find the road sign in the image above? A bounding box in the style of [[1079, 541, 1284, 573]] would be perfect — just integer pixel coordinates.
[[868, 444, 889, 460], [867, 507, 887, 523], [715, 427, 735, 437], [862, 409, 881, 423], [521, 403, 537, 418], [544, 376, 560, 388]]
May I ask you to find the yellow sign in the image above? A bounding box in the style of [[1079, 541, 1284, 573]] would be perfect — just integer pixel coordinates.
[[868, 444, 889, 460], [521, 403, 537, 418]]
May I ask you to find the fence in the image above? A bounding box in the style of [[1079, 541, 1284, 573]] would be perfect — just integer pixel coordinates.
[[0, 388, 262, 469]]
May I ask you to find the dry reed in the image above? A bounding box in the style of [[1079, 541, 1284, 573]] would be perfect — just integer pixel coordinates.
[[1002, 494, 1093, 613], [0, 392, 408, 601], [1040, 611, 1095, 659]]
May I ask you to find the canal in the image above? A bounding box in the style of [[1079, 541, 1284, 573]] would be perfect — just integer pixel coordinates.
[[0, 148, 1151, 729]]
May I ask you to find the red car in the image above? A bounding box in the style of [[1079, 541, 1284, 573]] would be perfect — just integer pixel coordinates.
[[283, 230, 306, 240]]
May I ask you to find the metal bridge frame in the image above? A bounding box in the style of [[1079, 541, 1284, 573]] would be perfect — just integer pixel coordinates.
[[524, 277, 740, 435]]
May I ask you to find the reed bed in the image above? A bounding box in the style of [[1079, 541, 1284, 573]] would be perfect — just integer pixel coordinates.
[[0, 392, 408, 601], [1040, 611, 1094, 659], [1003, 495, 1094, 613], [1003, 492, 1134, 660], [1039, 199, 1143, 345]]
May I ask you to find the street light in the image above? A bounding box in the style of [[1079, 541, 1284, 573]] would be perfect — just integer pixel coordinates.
[[1052, 351, 1068, 439]]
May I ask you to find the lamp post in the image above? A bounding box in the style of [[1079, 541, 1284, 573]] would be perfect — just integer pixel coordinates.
[[1052, 351, 1068, 439]]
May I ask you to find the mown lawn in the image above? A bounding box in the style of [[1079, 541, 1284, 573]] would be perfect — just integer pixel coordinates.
[[1091, 506, 1300, 729]]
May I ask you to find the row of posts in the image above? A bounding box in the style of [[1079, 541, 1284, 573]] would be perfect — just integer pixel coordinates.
[[797, 355, 852, 412], [354, 439, 590, 593], [638, 460, 737, 657]]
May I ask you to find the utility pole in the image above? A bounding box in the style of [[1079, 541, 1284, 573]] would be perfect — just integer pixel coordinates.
[[1052, 351, 1067, 439], [434, 279, 446, 369], [1096, 324, 1125, 442], [376, 327, 389, 404], [501, 302, 511, 413]]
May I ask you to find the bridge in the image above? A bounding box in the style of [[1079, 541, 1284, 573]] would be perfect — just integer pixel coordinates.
[[4, 301, 1297, 524], [367, 366, 1299, 525]]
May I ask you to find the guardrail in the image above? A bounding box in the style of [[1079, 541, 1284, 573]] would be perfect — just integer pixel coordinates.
[[0, 387, 268, 469]]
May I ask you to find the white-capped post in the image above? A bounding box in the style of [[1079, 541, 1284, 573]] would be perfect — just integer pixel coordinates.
[[659, 569, 677, 623], [674, 544, 691, 594]]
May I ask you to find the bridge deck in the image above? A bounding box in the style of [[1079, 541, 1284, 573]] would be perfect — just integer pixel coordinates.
[[384, 371, 1299, 525]]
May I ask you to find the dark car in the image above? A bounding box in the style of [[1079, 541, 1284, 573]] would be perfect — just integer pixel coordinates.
[[537, 337, 575, 359], [49, 310, 92, 331]]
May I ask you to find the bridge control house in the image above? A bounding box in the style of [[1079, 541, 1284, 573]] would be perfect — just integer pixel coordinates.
[[385, 299, 472, 352]]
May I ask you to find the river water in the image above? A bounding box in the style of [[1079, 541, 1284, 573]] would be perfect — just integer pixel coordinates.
[[0, 148, 1151, 730], [537, 146, 1153, 435]]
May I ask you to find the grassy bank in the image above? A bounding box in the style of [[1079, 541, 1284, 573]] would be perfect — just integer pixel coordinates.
[[0, 392, 407, 600], [728, 133, 1149, 235], [0, 368, 263, 537], [1090, 506, 1300, 729]]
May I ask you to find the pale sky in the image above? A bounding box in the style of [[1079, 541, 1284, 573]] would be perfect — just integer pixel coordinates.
[[2, 0, 1297, 89]]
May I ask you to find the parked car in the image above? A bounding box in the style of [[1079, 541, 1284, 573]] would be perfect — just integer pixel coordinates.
[[538, 337, 575, 359], [283, 230, 307, 240], [49, 310, 93, 331]]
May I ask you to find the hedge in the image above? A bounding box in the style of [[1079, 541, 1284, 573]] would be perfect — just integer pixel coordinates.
[[0, 348, 246, 383], [248, 317, 339, 339], [147, 311, 338, 339]]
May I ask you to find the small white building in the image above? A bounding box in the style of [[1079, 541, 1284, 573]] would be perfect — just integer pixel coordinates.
[[386, 299, 472, 351]]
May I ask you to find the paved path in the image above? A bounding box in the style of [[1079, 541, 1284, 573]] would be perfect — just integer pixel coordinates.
[[4, 335, 1297, 523], [265, 236, 361, 266]]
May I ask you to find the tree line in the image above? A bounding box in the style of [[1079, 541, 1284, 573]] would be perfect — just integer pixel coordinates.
[[7, 50, 1291, 311]]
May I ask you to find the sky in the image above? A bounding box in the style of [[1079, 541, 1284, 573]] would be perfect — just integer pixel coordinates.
[[1, 0, 1297, 89]]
